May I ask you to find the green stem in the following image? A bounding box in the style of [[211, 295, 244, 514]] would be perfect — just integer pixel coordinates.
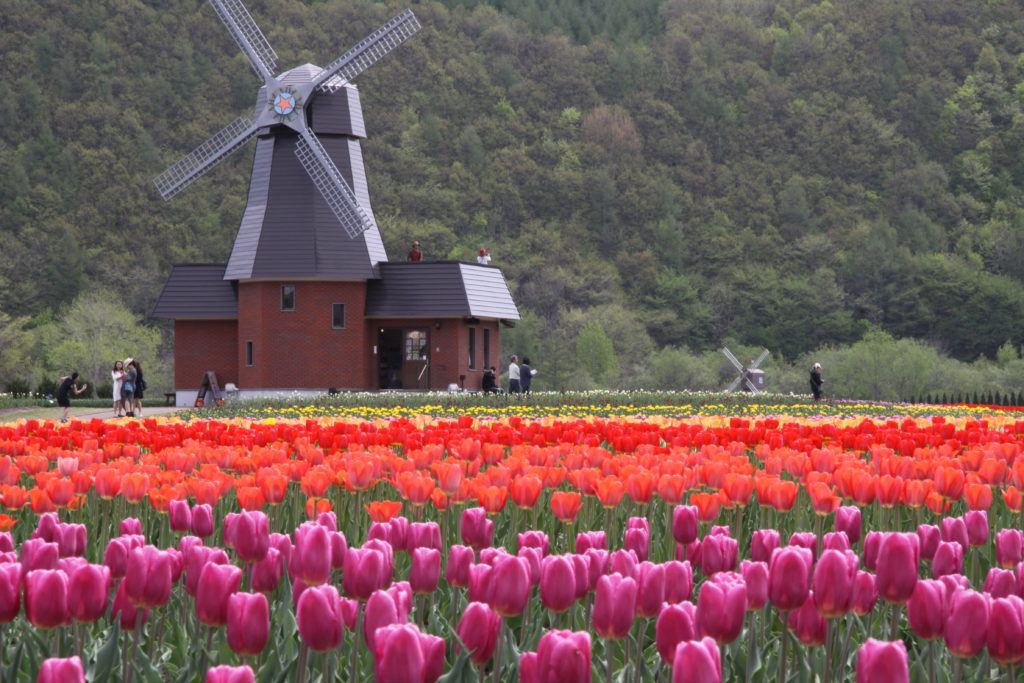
[[778, 612, 789, 683], [928, 639, 937, 683], [745, 613, 757, 683], [605, 638, 613, 683], [889, 603, 900, 641], [295, 643, 309, 683], [350, 606, 363, 683], [823, 620, 832, 683]]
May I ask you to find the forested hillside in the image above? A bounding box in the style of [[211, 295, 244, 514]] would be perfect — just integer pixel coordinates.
[[3, 0, 1024, 392]]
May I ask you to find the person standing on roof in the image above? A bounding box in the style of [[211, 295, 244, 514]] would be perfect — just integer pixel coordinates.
[[408, 240, 422, 262], [508, 355, 521, 394], [477, 248, 491, 265]]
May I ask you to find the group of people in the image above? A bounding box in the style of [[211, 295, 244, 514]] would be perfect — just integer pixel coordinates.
[[406, 240, 493, 266], [112, 358, 146, 418], [481, 355, 537, 394]]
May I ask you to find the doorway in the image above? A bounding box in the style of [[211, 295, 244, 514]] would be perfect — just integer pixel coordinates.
[[377, 328, 429, 389]]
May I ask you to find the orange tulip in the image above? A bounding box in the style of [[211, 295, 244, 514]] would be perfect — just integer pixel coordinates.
[[397, 471, 436, 506], [763, 479, 798, 512], [345, 459, 376, 491], [934, 466, 965, 500], [476, 485, 508, 515], [237, 486, 266, 510], [2, 486, 27, 510], [431, 461, 464, 495], [430, 488, 450, 511], [29, 488, 56, 514], [95, 468, 122, 500], [594, 477, 626, 509], [510, 476, 542, 509], [550, 491, 582, 523], [901, 480, 931, 508], [365, 500, 403, 522], [306, 497, 333, 519], [626, 472, 656, 505], [656, 474, 688, 505], [691, 491, 722, 522], [926, 491, 950, 515], [875, 475, 904, 508], [1003, 486, 1023, 513], [44, 477, 75, 508], [122, 473, 150, 504], [0, 514, 16, 532], [301, 469, 333, 498], [964, 483, 992, 511], [807, 482, 841, 516], [721, 473, 753, 508], [257, 470, 289, 505]]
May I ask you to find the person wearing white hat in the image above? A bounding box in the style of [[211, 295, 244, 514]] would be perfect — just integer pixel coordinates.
[[809, 362, 824, 401]]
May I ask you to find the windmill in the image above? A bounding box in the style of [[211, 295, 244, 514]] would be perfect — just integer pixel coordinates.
[[152, 0, 421, 242], [722, 347, 769, 393]]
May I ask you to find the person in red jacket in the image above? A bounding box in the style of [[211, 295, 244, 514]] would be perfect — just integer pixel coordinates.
[[408, 240, 422, 261]]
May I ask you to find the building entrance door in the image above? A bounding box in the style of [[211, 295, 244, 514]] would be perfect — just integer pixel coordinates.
[[377, 328, 429, 389]]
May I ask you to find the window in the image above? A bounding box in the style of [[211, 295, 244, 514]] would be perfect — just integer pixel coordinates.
[[332, 303, 346, 329], [280, 285, 296, 311], [483, 329, 491, 369], [246, 341, 254, 367], [405, 330, 427, 360], [468, 327, 477, 370]]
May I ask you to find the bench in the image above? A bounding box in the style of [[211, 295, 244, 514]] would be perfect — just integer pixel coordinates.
[[164, 392, 175, 406]]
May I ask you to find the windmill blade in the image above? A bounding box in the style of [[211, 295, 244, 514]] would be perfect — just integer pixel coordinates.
[[726, 376, 743, 392], [294, 127, 375, 239], [721, 347, 744, 372], [209, 0, 278, 82], [311, 9, 422, 93], [752, 349, 770, 369], [744, 377, 761, 393], [153, 117, 258, 200]]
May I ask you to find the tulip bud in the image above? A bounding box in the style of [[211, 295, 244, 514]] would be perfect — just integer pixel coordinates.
[[184, 545, 229, 596], [373, 623, 444, 683], [387, 517, 409, 552], [768, 546, 812, 612], [697, 578, 746, 645], [699, 534, 737, 576], [788, 593, 827, 646], [907, 579, 946, 640], [409, 548, 441, 595], [932, 541, 963, 578], [290, 523, 332, 587], [672, 637, 722, 683], [610, 549, 638, 579], [456, 602, 501, 665], [226, 592, 269, 656], [364, 589, 408, 651], [534, 630, 592, 683], [576, 531, 607, 553], [169, 499, 192, 534], [196, 562, 242, 627], [21, 538, 59, 575], [636, 562, 666, 618], [408, 522, 441, 551], [917, 524, 940, 562], [296, 584, 345, 651], [940, 517, 968, 551], [518, 547, 543, 586], [205, 665, 256, 683], [517, 531, 550, 555], [665, 561, 694, 604], [656, 602, 697, 663], [570, 554, 590, 599], [984, 568, 1017, 599], [863, 531, 882, 571], [964, 510, 988, 547], [822, 532, 850, 553], [996, 529, 1023, 569], [788, 532, 818, 560], [191, 504, 214, 538], [987, 595, 1024, 665], [594, 573, 637, 640], [876, 533, 918, 604], [945, 589, 990, 658], [343, 547, 388, 601], [835, 506, 862, 544], [540, 555, 576, 613], [251, 548, 283, 593], [120, 518, 143, 536], [488, 555, 530, 617], [232, 511, 270, 564], [54, 524, 86, 558], [25, 569, 70, 628], [68, 563, 111, 623], [460, 508, 493, 550], [750, 529, 781, 563], [624, 527, 650, 562], [0, 563, 20, 623], [851, 571, 877, 617], [672, 506, 699, 545], [38, 656, 85, 683], [813, 550, 858, 619], [124, 546, 175, 609], [856, 639, 908, 683]]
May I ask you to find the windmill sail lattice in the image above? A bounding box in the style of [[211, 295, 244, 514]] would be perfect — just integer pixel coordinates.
[[209, 0, 278, 80], [154, 117, 257, 200], [312, 10, 422, 92], [295, 129, 375, 239]]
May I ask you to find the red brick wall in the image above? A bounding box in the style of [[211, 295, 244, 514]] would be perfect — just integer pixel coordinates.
[[237, 281, 369, 389], [173, 320, 238, 389]]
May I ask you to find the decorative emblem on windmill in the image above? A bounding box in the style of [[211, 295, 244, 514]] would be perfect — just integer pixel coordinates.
[[722, 347, 769, 393], [152, 0, 421, 240]]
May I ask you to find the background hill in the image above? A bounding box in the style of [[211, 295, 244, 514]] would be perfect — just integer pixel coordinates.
[[3, 0, 1024, 397]]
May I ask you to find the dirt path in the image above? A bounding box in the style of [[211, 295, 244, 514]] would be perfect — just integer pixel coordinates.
[[0, 405, 183, 423]]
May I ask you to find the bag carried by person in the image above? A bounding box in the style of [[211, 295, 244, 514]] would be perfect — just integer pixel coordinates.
[[122, 381, 135, 394]]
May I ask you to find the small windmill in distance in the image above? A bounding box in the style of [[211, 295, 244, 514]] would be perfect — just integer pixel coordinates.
[[722, 347, 769, 393]]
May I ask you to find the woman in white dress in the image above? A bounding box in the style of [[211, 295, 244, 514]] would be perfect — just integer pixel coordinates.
[[111, 360, 125, 417]]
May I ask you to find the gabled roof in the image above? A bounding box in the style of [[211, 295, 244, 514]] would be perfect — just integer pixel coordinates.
[[365, 262, 520, 320], [151, 265, 237, 319]]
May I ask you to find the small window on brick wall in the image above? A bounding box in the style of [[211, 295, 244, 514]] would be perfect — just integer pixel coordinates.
[[468, 327, 477, 370], [281, 285, 296, 311], [246, 341, 254, 367], [332, 303, 346, 329]]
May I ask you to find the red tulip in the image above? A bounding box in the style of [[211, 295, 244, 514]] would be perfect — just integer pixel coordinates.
[[124, 546, 174, 608], [460, 508, 494, 550], [534, 629, 592, 683], [834, 506, 862, 544], [410, 548, 441, 595], [290, 523, 332, 587], [656, 602, 697, 663], [671, 636, 722, 683], [932, 541, 963, 578], [787, 593, 827, 647], [446, 545, 474, 587], [996, 530, 1023, 569], [741, 561, 768, 611], [196, 562, 242, 627], [343, 547, 388, 600], [750, 529, 781, 563], [169, 499, 191, 533], [68, 563, 111, 623], [205, 665, 255, 683], [489, 555, 530, 617], [851, 571, 879, 617], [540, 555, 576, 613], [945, 589, 990, 658], [226, 592, 269, 656], [856, 639, 908, 683], [907, 579, 946, 640], [594, 573, 637, 640], [25, 569, 70, 628], [191, 504, 214, 538], [664, 561, 694, 604], [813, 549, 858, 618], [296, 584, 346, 651], [987, 595, 1024, 665], [456, 602, 501, 665], [876, 533, 918, 604], [38, 656, 85, 683], [697, 578, 746, 644], [0, 562, 21, 622], [768, 546, 812, 611], [672, 506, 699, 545]]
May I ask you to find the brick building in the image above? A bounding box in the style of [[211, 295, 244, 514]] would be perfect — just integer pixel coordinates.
[[152, 73, 519, 405]]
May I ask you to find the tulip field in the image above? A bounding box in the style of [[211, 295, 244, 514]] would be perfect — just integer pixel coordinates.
[[3, 408, 1024, 681]]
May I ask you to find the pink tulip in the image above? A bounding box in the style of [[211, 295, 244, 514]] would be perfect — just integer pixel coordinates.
[[610, 549, 639, 579], [750, 529, 781, 563], [112, 579, 148, 630], [290, 523, 332, 587], [54, 524, 86, 558], [940, 517, 968, 550], [985, 568, 1017, 599], [822, 532, 850, 552], [570, 554, 590, 599], [788, 532, 818, 560], [296, 584, 346, 651], [38, 656, 85, 683], [876, 533, 918, 604], [518, 547, 543, 586], [251, 548, 283, 593], [938, 574, 969, 605], [231, 511, 269, 563], [120, 518, 143, 536], [987, 595, 1024, 665], [343, 547, 388, 600], [813, 549, 858, 618], [467, 563, 492, 604], [364, 589, 408, 651], [917, 524, 940, 562], [835, 506, 862, 543], [480, 547, 509, 566], [636, 562, 666, 618], [196, 562, 242, 627], [446, 545, 474, 587], [856, 639, 908, 683], [594, 573, 637, 640], [387, 517, 409, 552], [329, 532, 348, 570], [863, 531, 882, 571], [374, 623, 444, 683], [907, 579, 946, 640], [191, 504, 214, 537], [851, 570, 878, 616], [576, 531, 607, 553], [21, 538, 59, 575], [533, 630, 592, 683], [518, 531, 550, 555], [34, 514, 59, 542], [656, 602, 697, 663], [932, 541, 963, 578], [788, 593, 827, 646], [696, 578, 746, 644], [672, 637, 722, 683], [226, 592, 269, 656], [0, 563, 19, 623], [584, 549, 610, 591], [741, 561, 768, 611], [25, 569, 70, 628], [460, 508, 494, 550], [624, 527, 650, 562], [410, 548, 441, 595], [665, 560, 694, 604], [103, 535, 144, 579], [457, 602, 501, 665], [124, 546, 174, 608], [945, 589, 990, 658], [205, 665, 256, 683], [169, 499, 191, 533], [540, 555, 576, 613], [409, 522, 441, 551], [768, 546, 812, 612], [673, 506, 699, 545], [184, 545, 229, 596], [0, 533, 11, 553], [68, 563, 111, 623], [489, 555, 530, 617], [964, 510, 988, 547], [699, 534, 737, 576], [997, 529, 1023, 569], [315, 511, 338, 532], [270, 533, 292, 565]]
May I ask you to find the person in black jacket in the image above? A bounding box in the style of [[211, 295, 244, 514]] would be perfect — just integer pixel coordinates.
[[56, 372, 88, 423], [809, 363, 824, 400], [519, 357, 537, 394], [482, 367, 499, 393]]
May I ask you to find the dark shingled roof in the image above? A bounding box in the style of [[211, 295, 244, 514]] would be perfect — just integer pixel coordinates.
[[365, 262, 520, 320], [151, 265, 237, 319]]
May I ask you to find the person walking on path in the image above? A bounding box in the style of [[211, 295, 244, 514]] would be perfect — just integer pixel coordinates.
[[508, 355, 521, 394], [111, 360, 126, 418], [809, 362, 824, 401], [130, 359, 146, 417], [121, 358, 138, 417], [56, 372, 88, 423], [519, 357, 537, 394]]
